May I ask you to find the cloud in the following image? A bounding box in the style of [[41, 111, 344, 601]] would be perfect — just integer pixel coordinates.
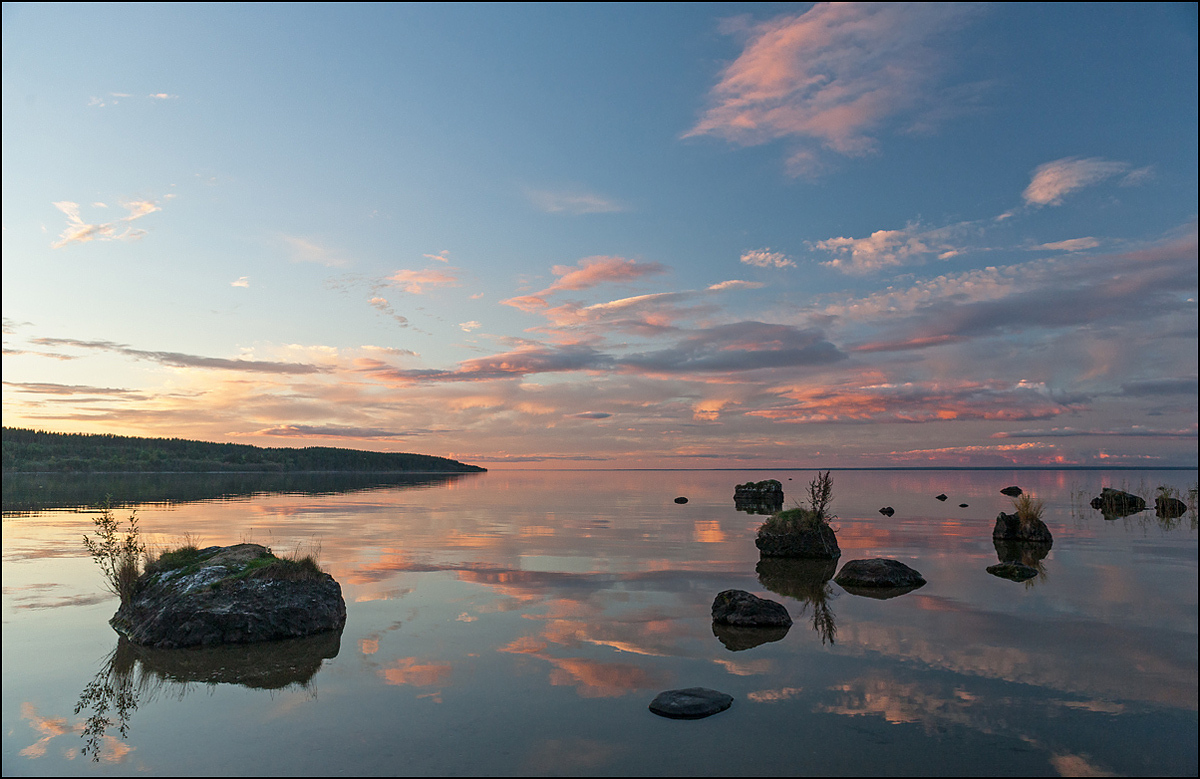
[[423, 250, 451, 262], [571, 412, 612, 419], [244, 424, 438, 439], [280, 236, 350, 267], [29, 337, 324, 374], [459, 321, 482, 332], [740, 249, 795, 268], [708, 279, 766, 291], [368, 296, 409, 326], [501, 256, 667, 311], [1022, 157, 1130, 206], [1118, 377, 1197, 397], [527, 189, 625, 214], [685, 3, 978, 171], [991, 425, 1196, 439], [2, 381, 143, 397], [1031, 237, 1101, 252], [231, 276, 250, 288], [618, 322, 845, 375], [814, 222, 969, 274], [147, 93, 177, 100], [50, 199, 161, 249], [386, 268, 461, 294]]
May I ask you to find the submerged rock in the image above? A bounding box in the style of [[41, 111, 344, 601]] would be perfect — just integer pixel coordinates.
[[1000, 486, 1023, 497], [986, 561, 1039, 582], [1155, 496, 1187, 519], [834, 558, 926, 592], [649, 688, 733, 719], [111, 543, 346, 649], [992, 511, 1053, 544], [711, 589, 792, 627], [1090, 488, 1146, 517]]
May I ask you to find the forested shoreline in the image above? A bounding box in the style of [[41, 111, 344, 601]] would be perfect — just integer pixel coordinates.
[[1, 428, 485, 473]]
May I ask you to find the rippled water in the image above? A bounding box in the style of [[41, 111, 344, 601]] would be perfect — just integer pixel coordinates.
[[3, 469, 1196, 776]]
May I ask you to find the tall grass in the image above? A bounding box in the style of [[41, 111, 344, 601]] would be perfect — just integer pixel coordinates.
[[1011, 493, 1045, 527]]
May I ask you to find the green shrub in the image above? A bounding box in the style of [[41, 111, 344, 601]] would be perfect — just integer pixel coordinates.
[[82, 497, 145, 606]]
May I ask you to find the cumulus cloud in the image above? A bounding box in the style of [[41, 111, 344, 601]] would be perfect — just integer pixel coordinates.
[[386, 268, 461, 294], [814, 222, 968, 274], [1022, 157, 1130, 206], [526, 189, 625, 214], [740, 249, 795, 268], [51, 199, 161, 249], [685, 3, 979, 172], [459, 321, 482, 332]]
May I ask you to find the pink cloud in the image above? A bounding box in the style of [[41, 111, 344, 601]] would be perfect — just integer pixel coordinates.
[[501, 256, 666, 310], [686, 4, 978, 171], [387, 268, 461, 294], [1022, 157, 1130, 206]]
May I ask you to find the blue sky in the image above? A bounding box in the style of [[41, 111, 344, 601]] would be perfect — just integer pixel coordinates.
[[3, 3, 1196, 467]]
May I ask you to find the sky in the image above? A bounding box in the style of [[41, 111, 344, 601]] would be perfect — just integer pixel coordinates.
[[2, 3, 1197, 469]]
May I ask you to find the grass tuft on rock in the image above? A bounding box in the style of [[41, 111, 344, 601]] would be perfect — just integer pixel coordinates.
[[1011, 493, 1044, 528]]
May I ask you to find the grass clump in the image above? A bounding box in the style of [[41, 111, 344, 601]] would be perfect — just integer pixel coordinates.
[[82, 496, 145, 607], [761, 471, 837, 534], [1011, 493, 1044, 527]]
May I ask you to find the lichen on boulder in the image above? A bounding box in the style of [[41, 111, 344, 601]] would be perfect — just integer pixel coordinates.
[[110, 543, 346, 649]]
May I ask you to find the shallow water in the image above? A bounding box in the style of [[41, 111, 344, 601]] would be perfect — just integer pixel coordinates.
[[3, 469, 1197, 776]]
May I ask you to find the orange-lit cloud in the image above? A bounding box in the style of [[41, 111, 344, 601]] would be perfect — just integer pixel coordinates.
[[379, 657, 453, 687], [686, 3, 979, 172], [387, 268, 461, 294], [1022, 157, 1130, 206], [501, 256, 666, 310]]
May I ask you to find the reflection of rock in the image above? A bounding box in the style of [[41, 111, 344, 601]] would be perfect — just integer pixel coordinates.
[[935, 494, 948, 502], [835, 558, 926, 590], [712, 622, 790, 651], [115, 631, 341, 689], [711, 589, 792, 627], [649, 687, 733, 719], [993, 538, 1051, 567], [112, 544, 347, 648], [734, 479, 784, 514], [992, 511, 1053, 543], [986, 561, 1039, 582], [1000, 486, 1023, 497], [1090, 488, 1146, 517], [879, 507, 894, 517], [756, 557, 837, 645], [1155, 496, 1187, 519]]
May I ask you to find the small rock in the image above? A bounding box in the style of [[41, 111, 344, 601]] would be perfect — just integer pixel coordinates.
[[649, 687, 733, 719], [1155, 496, 1187, 519], [959, 503, 969, 508], [674, 496, 688, 504], [878, 507, 895, 517], [935, 494, 948, 501], [711, 589, 792, 627], [835, 558, 926, 589], [986, 561, 1039, 582], [1000, 486, 1023, 497]]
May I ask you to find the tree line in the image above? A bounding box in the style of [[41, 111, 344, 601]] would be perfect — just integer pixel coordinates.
[[1, 427, 485, 473]]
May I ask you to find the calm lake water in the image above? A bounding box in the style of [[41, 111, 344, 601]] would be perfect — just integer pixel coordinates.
[[3, 469, 1197, 776]]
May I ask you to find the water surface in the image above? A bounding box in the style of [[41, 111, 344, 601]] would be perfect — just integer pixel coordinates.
[[3, 469, 1196, 775]]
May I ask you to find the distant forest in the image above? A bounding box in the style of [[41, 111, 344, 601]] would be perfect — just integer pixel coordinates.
[[1, 428, 485, 473]]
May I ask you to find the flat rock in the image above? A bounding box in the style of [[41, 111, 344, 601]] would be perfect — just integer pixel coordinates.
[[711, 589, 792, 627], [1000, 486, 1023, 497], [986, 561, 1039, 582], [835, 558, 926, 589], [648, 687, 733, 719]]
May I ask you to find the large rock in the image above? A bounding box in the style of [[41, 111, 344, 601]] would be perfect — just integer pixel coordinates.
[[711, 589, 792, 627], [648, 688, 733, 719], [756, 510, 840, 559], [992, 511, 1053, 543], [834, 558, 926, 590], [111, 544, 347, 649], [1090, 488, 1146, 517]]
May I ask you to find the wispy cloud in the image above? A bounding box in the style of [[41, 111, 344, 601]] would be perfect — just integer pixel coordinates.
[[459, 321, 482, 332], [740, 249, 795, 268], [1030, 237, 1101, 252], [2, 381, 143, 397], [502, 256, 667, 311], [685, 3, 979, 174], [51, 199, 161, 249], [1022, 157, 1130, 206], [386, 268, 461, 294], [708, 279, 766, 291], [368, 296, 409, 326], [423, 250, 451, 263], [230, 276, 250, 288], [280, 236, 351, 267], [526, 189, 625, 214], [991, 425, 1197, 439], [244, 424, 438, 439], [29, 337, 324, 374]]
